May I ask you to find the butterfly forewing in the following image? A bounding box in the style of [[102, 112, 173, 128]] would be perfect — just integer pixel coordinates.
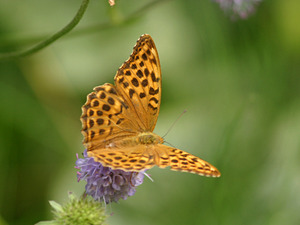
[[155, 144, 220, 177], [114, 34, 161, 132]]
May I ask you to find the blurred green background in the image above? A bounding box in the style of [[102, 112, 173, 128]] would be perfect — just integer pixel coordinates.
[[1, 0, 300, 224]]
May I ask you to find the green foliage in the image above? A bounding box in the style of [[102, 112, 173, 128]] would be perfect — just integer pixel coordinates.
[[0, 0, 300, 225], [36, 193, 107, 225]]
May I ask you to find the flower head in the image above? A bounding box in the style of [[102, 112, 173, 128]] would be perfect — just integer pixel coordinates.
[[75, 150, 145, 204], [214, 0, 262, 19]]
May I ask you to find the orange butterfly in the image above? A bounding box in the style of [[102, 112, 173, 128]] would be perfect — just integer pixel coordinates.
[[81, 34, 221, 177]]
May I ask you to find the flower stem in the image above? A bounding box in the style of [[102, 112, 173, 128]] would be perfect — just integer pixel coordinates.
[[0, 0, 89, 61]]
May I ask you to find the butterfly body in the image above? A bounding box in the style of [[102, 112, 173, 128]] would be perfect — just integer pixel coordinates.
[[100, 132, 163, 149], [137, 132, 164, 145], [81, 34, 221, 177]]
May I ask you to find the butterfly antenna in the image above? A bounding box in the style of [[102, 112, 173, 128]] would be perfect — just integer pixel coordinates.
[[164, 141, 176, 148], [162, 109, 187, 138]]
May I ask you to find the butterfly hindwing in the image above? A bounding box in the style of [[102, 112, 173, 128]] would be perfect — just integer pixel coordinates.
[[87, 144, 220, 177], [81, 83, 140, 150], [87, 145, 157, 171]]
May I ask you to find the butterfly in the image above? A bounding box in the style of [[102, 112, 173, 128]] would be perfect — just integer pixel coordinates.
[[81, 34, 221, 177]]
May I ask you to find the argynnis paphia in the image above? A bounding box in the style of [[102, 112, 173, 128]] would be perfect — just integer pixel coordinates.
[[81, 34, 221, 177]]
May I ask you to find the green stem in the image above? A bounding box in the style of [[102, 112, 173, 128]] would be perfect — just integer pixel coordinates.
[[0, 0, 90, 61]]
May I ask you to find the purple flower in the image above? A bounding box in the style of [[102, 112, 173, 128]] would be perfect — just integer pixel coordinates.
[[213, 0, 262, 19], [75, 150, 146, 204]]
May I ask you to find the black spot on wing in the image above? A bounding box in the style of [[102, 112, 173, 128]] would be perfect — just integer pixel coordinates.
[[141, 79, 148, 87], [148, 103, 158, 110], [137, 70, 143, 78], [129, 89, 135, 98], [97, 118, 104, 125], [139, 92, 146, 98], [102, 104, 111, 111], [150, 57, 157, 65], [118, 77, 124, 83], [149, 87, 159, 95], [142, 53, 147, 60], [144, 68, 150, 76], [109, 88, 117, 95], [100, 92, 106, 99], [92, 100, 99, 107], [131, 78, 139, 87], [149, 97, 159, 103]]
